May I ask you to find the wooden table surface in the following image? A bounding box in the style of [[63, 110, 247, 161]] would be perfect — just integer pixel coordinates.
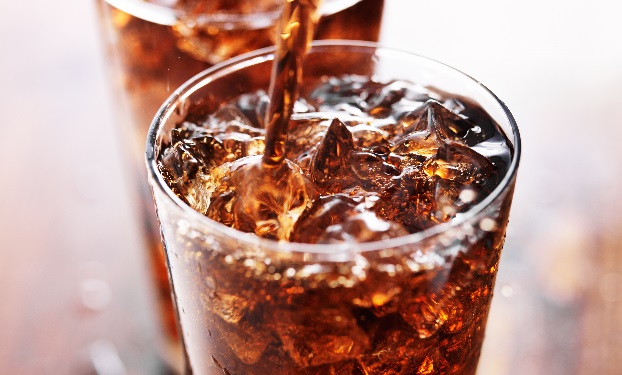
[[1, 0, 621, 374]]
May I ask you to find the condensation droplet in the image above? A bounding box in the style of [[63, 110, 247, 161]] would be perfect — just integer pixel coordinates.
[[459, 189, 477, 203], [479, 218, 497, 232], [501, 284, 515, 298], [285, 268, 296, 278]]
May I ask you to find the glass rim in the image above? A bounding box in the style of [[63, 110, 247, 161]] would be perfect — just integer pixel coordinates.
[[146, 40, 521, 255], [104, 0, 363, 27]]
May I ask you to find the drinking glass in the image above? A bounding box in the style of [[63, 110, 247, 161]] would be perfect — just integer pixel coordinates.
[[146, 41, 521, 374]]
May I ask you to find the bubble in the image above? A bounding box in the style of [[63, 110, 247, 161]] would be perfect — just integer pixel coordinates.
[[500, 284, 515, 298]]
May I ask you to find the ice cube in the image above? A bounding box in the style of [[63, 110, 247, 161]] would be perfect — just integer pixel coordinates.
[[438, 294, 488, 368], [290, 195, 360, 243], [348, 122, 390, 149], [159, 140, 202, 186], [199, 266, 261, 324], [423, 142, 494, 185], [309, 118, 356, 192], [171, 122, 209, 144], [207, 155, 316, 240], [308, 118, 399, 195], [286, 117, 331, 172], [233, 91, 271, 129], [351, 271, 405, 317], [391, 100, 481, 156], [309, 75, 382, 111], [399, 284, 464, 339], [348, 150, 400, 192], [432, 179, 482, 223], [424, 100, 478, 142], [442, 97, 498, 146], [390, 101, 442, 157], [161, 113, 264, 193], [204, 105, 264, 138], [359, 316, 431, 375], [217, 320, 273, 364], [373, 166, 437, 233], [215, 132, 265, 162], [367, 80, 430, 118], [273, 307, 370, 367], [203, 291, 250, 325], [391, 129, 443, 158]]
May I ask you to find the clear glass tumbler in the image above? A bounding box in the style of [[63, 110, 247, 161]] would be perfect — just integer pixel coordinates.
[[146, 41, 521, 374], [95, 1, 384, 371]]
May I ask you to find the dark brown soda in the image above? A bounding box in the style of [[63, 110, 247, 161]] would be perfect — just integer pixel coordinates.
[[167, 216, 509, 374]]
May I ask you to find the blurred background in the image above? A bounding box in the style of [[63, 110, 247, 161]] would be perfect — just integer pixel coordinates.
[[1, 0, 621, 374]]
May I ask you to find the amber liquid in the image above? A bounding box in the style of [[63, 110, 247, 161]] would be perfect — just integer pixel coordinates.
[[262, 0, 322, 167], [172, 218, 509, 374], [95, 0, 384, 371]]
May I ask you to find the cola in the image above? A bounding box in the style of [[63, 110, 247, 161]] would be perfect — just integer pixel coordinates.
[[96, 0, 384, 368], [154, 65, 517, 374]]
